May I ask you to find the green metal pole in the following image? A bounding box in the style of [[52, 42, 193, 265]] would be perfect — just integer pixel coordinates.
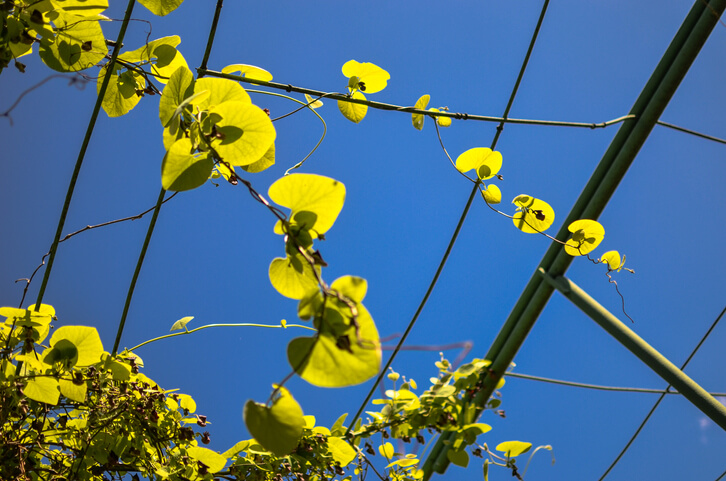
[[423, 0, 726, 475], [538, 270, 726, 430]]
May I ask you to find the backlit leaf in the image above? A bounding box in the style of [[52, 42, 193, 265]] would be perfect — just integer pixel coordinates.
[[243, 386, 304, 456], [222, 63, 273, 82], [159, 65, 194, 127], [496, 440, 532, 458], [137, 0, 185, 16], [269, 255, 320, 300], [170, 316, 194, 331], [269, 174, 346, 238], [455, 148, 502, 180], [512, 195, 555, 234], [97, 64, 144, 117], [481, 184, 502, 204], [240, 142, 275, 174], [342, 60, 390, 94], [59, 378, 87, 402], [338, 90, 367, 123], [193, 78, 251, 110], [161, 138, 213, 191], [51, 0, 108, 17], [39, 12, 107, 72], [187, 446, 227, 473], [331, 276, 367, 303], [600, 250, 623, 271], [447, 449, 469, 468], [49, 326, 103, 366], [428, 107, 452, 127], [379, 442, 394, 458], [564, 219, 605, 256], [328, 437, 356, 465], [304, 93, 323, 109], [208, 101, 276, 166], [24, 376, 60, 405], [412, 94, 430, 130]]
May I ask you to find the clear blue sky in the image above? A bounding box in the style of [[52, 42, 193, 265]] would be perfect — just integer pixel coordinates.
[[1, 1, 725, 479]]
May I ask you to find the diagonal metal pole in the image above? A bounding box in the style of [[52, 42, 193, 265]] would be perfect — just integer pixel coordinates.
[[423, 0, 726, 475], [538, 271, 726, 430]]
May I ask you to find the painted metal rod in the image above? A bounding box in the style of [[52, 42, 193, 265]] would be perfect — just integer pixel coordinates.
[[424, 0, 726, 475], [538, 270, 726, 430]]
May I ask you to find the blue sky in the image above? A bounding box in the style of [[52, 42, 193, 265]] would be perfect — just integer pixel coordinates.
[[2, 1, 725, 479]]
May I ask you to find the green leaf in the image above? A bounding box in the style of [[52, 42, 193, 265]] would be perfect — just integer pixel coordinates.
[[24, 376, 60, 405], [243, 386, 304, 456], [170, 316, 194, 331], [208, 101, 276, 166], [481, 184, 502, 204], [48, 326, 103, 366], [330, 413, 348, 436], [118, 36, 187, 84], [159, 65, 195, 127], [51, 0, 109, 17], [97, 64, 145, 117], [564, 219, 605, 256], [193, 78, 251, 111], [59, 378, 87, 402], [137, 0, 185, 16], [412, 94, 430, 130], [287, 303, 381, 387], [338, 90, 367, 123], [187, 446, 227, 473], [483, 459, 489, 481], [496, 440, 532, 458], [342, 60, 390, 94], [222, 63, 273, 82], [161, 138, 213, 191], [240, 142, 275, 174], [328, 437, 356, 465], [455, 148, 502, 180], [39, 12, 108, 72], [447, 448, 469, 468], [512, 195, 555, 234], [269, 173, 346, 238], [331, 276, 367, 303], [269, 255, 320, 300]]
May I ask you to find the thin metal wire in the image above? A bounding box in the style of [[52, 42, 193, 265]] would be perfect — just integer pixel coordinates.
[[597, 305, 726, 481]]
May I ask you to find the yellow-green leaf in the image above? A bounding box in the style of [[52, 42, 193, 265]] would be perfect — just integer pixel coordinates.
[[208, 101, 276, 166], [240, 142, 275, 174], [447, 449, 469, 468], [269, 255, 320, 300], [39, 12, 107, 72], [429, 108, 452, 127], [512, 194, 555, 234], [161, 138, 213, 191], [328, 437, 356, 465], [496, 440, 532, 458], [193, 78, 251, 110], [49, 326, 103, 366], [269, 173, 346, 238], [170, 316, 193, 331], [338, 90, 367, 123], [222, 63, 273, 82], [455, 147, 503, 180], [187, 446, 227, 473], [304, 93, 323, 109], [243, 386, 304, 456], [24, 376, 60, 405], [59, 378, 87, 402], [564, 219, 605, 256], [600, 250, 623, 271], [342, 60, 390, 94], [137, 0, 185, 16], [51, 0, 108, 17], [159, 65, 194, 127], [481, 184, 502, 204], [331, 276, 367, 303], [97, 65, 145, 117], [412, 94, 430, 130], [379, 442, 394, 458]]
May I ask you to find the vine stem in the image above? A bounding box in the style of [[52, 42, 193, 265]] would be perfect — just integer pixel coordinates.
[[112, 188, 166, 356]]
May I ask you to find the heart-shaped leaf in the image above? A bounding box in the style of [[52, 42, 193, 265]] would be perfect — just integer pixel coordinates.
[[243, 387, 304, 456]]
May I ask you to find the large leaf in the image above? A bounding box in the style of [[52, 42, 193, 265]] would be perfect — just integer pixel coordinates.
[[48, 326, 103, 366], [208, 101, 276, 166], [243, 387, 304, 456], [193, 78, 251, 110], [39, 12, 107, 72], [455, 147, 502, 180], [97, 63, 145, 117], [137, 0, 185, 16], [161, 138, 213, 191], [287, 303, 381, 387], [240, 142, 275, 174], [24, 376, 60, 405], [269, 174, 346, 238], [327, 437, 356, 465], [51, 0, 109, 16], [159, 65, 194, 127], [119, 36, 187, 84]]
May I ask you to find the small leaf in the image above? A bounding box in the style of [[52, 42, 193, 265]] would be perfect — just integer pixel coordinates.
[[170, 316, 194, 331], [455, 148, 503, 180], [137, 0, 185, 16], [338, 90, 367, 123], [447, 449, 469, 468], [243, 386, 304, 456], [512, 195, 555, 234], [341, 60, 390, 94], [429, 108, 452, 127], [379, 442, 394, 458], [412, 94, 430, 130], [496, 440, 532, 458], [564, 219, 605, 256], [600, 250, 623, 271], [481, 184, 502, 204], [222, 63, 273, 82], [304, 93, 323, 109]]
